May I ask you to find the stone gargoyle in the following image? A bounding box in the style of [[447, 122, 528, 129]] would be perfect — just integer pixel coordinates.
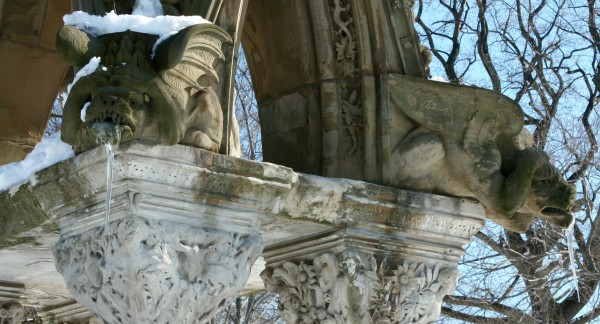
[[56, 23, 239, 154], [386, 74, 575, 233]]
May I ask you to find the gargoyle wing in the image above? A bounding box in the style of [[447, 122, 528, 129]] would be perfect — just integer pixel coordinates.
[[151, 24, 232, 145], [153, 24, 232, 91], [388, 74, 524, 143]]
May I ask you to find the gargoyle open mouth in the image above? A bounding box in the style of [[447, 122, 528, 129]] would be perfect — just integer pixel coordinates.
[[541, 207, 570, 217], [88, 110, 135, 134]]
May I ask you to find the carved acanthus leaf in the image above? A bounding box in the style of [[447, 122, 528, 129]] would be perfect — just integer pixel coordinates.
[[54, 216, 262, 324]]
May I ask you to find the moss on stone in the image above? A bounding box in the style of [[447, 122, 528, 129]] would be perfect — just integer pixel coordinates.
[[0, 235, 37, 249], [0, 185, 47, 240], [42, 221, 60, 234]]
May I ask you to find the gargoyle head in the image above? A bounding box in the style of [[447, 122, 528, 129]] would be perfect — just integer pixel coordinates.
[[520, 163, 576, 228], [56, 24, 232, 152], [490, 148, 576, 233]]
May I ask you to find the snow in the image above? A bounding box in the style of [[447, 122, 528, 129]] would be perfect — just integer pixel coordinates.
[[430, 75, 449, 83], [64, 5, 211, 58], [63, 11, 210, 37], [0, 132, 74, 193], [81, 102, 91, 122], [60, 57, 102, 109]]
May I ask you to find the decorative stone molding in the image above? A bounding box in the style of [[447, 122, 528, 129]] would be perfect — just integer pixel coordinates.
[[340, 84, 363, 157], [0, 281, 25, 304], [330, 0, 358, 77], [40, 300, 97, 324], [55, 216, 261, 323], [262, 251, 458, 324]]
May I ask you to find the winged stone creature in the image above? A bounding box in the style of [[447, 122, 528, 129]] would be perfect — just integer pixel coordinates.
[[386, 74, 575, 233], [56, 23, 239, 155]]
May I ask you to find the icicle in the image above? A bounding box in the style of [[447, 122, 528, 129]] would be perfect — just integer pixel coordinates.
[[89, 123, 122, 225], [564, 221, 580, 301], [104, 143, 115, 225]]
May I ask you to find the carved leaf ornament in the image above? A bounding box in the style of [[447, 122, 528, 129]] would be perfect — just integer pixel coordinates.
[[262, 252, 458, 324], [54, 216, 262, 323]]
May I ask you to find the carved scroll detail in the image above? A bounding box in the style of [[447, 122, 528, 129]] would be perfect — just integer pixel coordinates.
[[330, 0, 358, 77], [329, 0, 364, 157], [261, 251, 458, 324], [341, 84, 363, 156]]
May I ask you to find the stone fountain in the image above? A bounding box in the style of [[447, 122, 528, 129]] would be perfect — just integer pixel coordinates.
[[0, 0, 575, 323]]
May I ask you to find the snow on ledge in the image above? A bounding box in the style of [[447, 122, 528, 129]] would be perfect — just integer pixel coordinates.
[[64, 11, 210, 37], [430, 75, 449, 83], [0, 132, 74, 193]]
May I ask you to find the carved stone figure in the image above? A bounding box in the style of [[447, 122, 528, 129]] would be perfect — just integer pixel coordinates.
[[387, 74, 575, 232], [56, 23, 234, 153]]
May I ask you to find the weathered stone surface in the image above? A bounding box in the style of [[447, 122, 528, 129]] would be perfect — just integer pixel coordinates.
[[0, 281, 26, 304], [0, 226, 73, 308], [239, 0, 574, 233], [39, 300, 97, 324], [0, 186, 46, 242]]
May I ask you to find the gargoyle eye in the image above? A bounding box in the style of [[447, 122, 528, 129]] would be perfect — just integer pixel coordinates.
[[129, 99, 138, 107]]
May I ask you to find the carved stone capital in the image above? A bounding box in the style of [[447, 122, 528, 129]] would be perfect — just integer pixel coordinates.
[[55, 216, 261, 323], [261, 251, 458, 324], [0, 303, 24, 324]]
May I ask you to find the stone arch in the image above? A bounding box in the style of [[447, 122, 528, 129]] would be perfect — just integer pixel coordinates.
[[240, 0, 427, 182]]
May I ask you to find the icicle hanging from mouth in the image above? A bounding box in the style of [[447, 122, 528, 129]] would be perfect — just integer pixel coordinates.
[[104, 142, 115, 225], [89, 122, 122, 225]]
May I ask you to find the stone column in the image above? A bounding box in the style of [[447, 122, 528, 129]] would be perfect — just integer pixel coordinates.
[[260, 188, 485, 323]]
